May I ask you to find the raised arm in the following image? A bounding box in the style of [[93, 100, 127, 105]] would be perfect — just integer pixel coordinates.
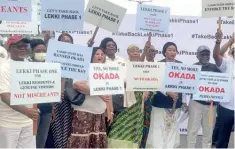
[[219, 34, 234, 57], [213, 29, 223, 67], [140, 41, 151, 62]]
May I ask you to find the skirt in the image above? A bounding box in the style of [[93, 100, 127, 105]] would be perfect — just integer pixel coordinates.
[[108, 92, 144, 148], [146, 107, 181, 148], [66, 110, 107, 148]]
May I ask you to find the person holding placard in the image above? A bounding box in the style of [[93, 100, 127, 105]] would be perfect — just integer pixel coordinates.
[[212, 35, 234, 147], [108, 45, 151, 148], [146, 42, 184, 148], [29, 39, 52, 148], [212, 30, 234, 148], [100, 38, 126, 120], [66, 47, 113, 148], [0, 35, 40, 148], [47, 32, 74, 148], [187, 45, 220, 148]]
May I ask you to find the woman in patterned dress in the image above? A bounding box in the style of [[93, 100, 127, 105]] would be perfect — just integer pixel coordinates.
[[66, 47, 113, 148], [145, 42, 184, 148], [46, 33, 74, 148], [108, 45, 152, 147]]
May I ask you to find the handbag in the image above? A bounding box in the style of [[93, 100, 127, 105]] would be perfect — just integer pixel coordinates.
[[64, 79, 85, 106]]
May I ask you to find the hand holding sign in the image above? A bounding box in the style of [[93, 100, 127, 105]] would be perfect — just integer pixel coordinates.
[[26, 107, 40, 121], [144, 41, 151, 54], [100, 95, 112, 102], [215, 29, 223, 43], [166, 92, 179, 102]]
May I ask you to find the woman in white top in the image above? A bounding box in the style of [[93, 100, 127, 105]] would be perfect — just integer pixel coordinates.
[[66, 47, 113, 148]]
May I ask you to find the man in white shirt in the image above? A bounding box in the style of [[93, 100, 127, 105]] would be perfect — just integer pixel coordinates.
[[0, 35, 40, 148], [213, 30, 234, 148]]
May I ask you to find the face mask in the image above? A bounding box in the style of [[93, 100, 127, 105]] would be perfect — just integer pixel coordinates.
[[34, 53, 46, 62]]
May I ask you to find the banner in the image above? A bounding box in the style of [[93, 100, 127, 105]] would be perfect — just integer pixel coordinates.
[[84, 0, 127, 32], [10, 62, 61, 105], [162, 63, 201, 93], [55, 15, 234, 135], [0, 5, 37, 34], [202, 0, 234, 17], [126, 62, 165, 91], [193, 72, 232, 102], [0, 0, 32, 21], [89, 63, 124, 95], [40, 0, 84, 31], [136, 4, 170, 33]]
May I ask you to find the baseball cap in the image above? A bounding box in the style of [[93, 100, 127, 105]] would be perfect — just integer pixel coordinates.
[[197, 45, 210, 53], [7, 35, 30, 47]]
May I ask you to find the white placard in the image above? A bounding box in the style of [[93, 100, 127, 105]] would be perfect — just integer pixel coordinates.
[[10, 61, 61, 105], [0, 5, 37, 34], [0, 0, 32, 21], [202, 0, 235, 18], [84, 0, 127, 32], [40, 0, 85, 31], [89, 63, 124, 96], [126, 62, 166, 91], [193, 72, 232, 102]]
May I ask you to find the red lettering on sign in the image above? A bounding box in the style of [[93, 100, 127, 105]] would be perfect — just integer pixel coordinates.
[[0, 6, 28, 13], [93, 73, 120, 80], [168, 72, 195, 80], [199, 86, 225, 93]]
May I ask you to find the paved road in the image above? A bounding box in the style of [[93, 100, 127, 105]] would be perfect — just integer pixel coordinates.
[[179, 133, 234, 148]]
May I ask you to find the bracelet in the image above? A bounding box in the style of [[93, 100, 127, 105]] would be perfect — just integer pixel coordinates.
[[216, 41, 221, 44]]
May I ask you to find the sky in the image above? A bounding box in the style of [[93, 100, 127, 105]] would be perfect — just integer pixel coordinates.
[[85, 0, 202, 16]]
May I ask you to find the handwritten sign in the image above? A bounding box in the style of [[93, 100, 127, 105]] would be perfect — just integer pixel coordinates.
[[193, 72, 232, 102], [202, 0, 234, 17], [89, 63, 124, 95], [46, 40, 92, 80], [126, 62, 165, 91], [40, 0, 84, 31], [136, 4, 170, 33], [0, 0, 32, 21], [10, 61, 61, 105], [84, 0, 127, 32], [162, 63, 201, 93]]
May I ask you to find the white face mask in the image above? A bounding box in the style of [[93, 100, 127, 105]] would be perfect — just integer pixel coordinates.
[[34, 53, 46, 62]]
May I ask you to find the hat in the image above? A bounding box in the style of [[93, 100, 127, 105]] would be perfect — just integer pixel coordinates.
[[197, 45, 210, 53], [7, 35, 30, 47]]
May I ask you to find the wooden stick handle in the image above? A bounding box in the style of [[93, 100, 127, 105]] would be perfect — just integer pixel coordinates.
[[141, 92, 146, 113], [218, 17, 222, 30], [148, 32, 152, 42], [106, 102, 111, 120], [88, 27, 99, 47], [33, 104, 38, 136], [91, 27, 99, 42], [209, 100, 214, 127], [171, 101, 177, 114]]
